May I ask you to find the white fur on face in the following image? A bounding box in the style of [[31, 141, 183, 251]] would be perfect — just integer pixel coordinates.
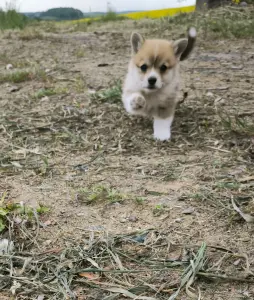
[[126, 61, 144, 91], [162, 67, 177, 86], [138, 67, 178, 93], [142, 68, 162, 90], [153, 116, 174, 141]]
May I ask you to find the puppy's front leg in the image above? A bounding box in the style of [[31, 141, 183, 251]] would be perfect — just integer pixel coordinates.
[[153, 116, 174, 141], [153, 105, 176, 141], [123, 93, 146, 115]]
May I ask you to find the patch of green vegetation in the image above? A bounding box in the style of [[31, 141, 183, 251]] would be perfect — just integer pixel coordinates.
[[34, 88, 56, 99], [78, 185, 126, 204], [153, 204, 167, 216], [0, 9, 28, 30], [0, 70, 31, 83], [204, 17, 254, 39], [134, 197, 145, 205], [34, 69, 48, 82], [74, 75, 86, 93], [13, 60, 32, 69], [162, 168, 179, 181], [158, 6, 254, 39], [36, 205, 50, 214], [91, 80, 122, 103], [34, 87, 68, 99], [18, 28, 44, 40], [190, 193, 205, 200], [40, 21, 58, 33], [218, 112, 254, 136], [0, 52, 10, 64], [72, 21, 88, 32], [99, 11, 128, 22], [0, 191, 50, 233], [75, 48, 86, 58], [216, 181, 240, 190], [38, 156, 50, 176]]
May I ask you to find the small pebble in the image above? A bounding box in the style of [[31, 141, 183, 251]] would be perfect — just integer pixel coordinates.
[[9, 86, 19, 93], [112, 202, 121, 207], [14, 216, 22, 224], [128, 215, 138, 222], [215, 97, 226, 106], [43, 220, 52, 227], [151, 170, 158, 175], [240, 1, 247, 6], [233, 259, 241, 266], [206, 91, 214, 98], [175, 218, 182, 223], [0, 239, 14, 255], [77, 213, 85, 217], [43, 240, 52, 246], [40, 96, 49, 101], [242, 237, 250, 242], [6, 64, 13, 70], [182, 207, 195, 215]]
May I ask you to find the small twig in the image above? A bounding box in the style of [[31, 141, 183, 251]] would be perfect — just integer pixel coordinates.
[[231, 196, 254, 223], [73, 151, 105, 169], [71, 268, 168, 274], [206, 146, 230, 153], [197, 272, 254, 283], [206, 86, 229, 91], [37, 248, 64, 255]]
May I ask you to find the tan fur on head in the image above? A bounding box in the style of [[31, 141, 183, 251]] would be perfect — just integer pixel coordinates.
[[134, 39, 177, 69], [122, 28, 197, 141]]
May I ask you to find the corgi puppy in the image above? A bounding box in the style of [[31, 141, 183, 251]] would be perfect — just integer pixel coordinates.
[[122, 27, 197, 141]]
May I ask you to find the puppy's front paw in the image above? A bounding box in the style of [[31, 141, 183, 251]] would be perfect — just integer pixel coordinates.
[[154, 129, 171, 141], [153, 117, 173, 141], [130, 95, 146, 110]]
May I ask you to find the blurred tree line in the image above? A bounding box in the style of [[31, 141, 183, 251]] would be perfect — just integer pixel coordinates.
[[39, 7, 83, 20]]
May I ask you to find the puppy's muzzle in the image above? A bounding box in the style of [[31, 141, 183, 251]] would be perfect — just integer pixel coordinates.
[[148, 76, 157, 89]]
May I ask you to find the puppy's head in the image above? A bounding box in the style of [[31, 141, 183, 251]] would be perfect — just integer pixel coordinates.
[[129, 32, 188, 93]]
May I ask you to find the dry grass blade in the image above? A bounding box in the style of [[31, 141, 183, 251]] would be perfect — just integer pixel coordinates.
[[1, 223, 254, 299], [103, 287, 157, 299], [168, 242, 207, 300], [197, 272, 254, 283], [231, 196, 254, 223]]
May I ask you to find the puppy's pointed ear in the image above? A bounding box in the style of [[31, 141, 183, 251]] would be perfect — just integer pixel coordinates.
[[131, 32, 145, 54], [173, 38, 188, 58]]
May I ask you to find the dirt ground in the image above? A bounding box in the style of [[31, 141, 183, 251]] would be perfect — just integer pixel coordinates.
[[0, 18, 254, 299]]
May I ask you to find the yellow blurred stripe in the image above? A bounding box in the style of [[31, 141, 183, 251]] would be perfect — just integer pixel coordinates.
[[121, 6, 196, 19], [70, 5, 196, 24]]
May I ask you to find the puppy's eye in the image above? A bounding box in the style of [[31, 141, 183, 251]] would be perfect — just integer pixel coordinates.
[[140, 64, 147, 72], [160, 65, 167, 72]]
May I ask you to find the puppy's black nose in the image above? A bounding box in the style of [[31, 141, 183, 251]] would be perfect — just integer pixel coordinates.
[[148, 77, 157, 86]]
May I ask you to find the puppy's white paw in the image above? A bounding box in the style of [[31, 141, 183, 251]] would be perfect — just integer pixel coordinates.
[[153, 117, 173, 141], [130, 95, 146, 110], [154, 128, 171, 141]]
